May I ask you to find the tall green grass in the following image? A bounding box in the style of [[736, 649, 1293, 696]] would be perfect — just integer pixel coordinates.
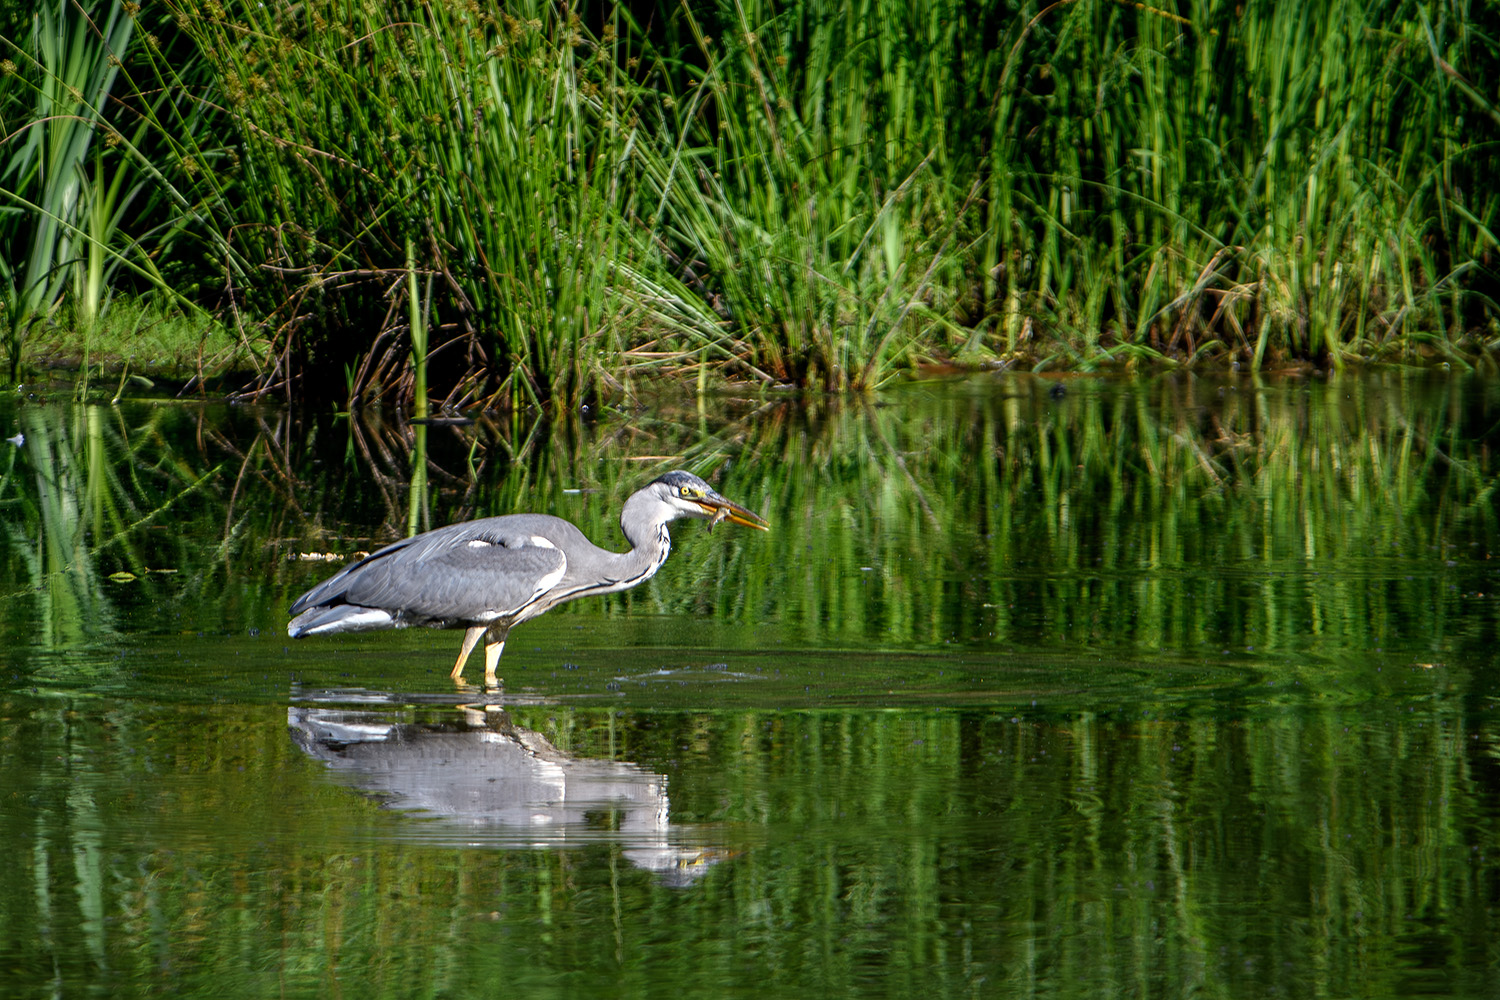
[[635, 0, 988, 388], [2, 0, 1495, 401], [972, 0, 1500, 370], [162, 0, 647, 407], [628, 0, 1497, 383], [0, 1, 136, 375], [0, 0, 248, 381]]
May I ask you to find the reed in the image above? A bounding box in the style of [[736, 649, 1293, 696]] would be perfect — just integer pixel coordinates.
[[1004, 0, 1500, 370], [157, 0, 646, 408], [620, 0, 1497, 385], [633, 0, 987, 388], [0, 0, 245, 381], [0, 1, 135, 377], [2, 0, 1495, 399]]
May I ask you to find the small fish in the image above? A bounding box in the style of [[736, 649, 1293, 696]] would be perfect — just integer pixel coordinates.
[[708, 506, 730, 532]]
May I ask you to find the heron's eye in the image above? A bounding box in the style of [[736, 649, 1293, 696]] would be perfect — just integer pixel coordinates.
[[679, 486, 702, 499]]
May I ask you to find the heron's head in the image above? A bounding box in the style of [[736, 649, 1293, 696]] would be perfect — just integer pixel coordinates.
[[645, 471, 770, 531]]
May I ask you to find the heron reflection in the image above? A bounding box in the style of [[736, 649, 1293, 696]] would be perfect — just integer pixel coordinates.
[[289, 692, 731, 883]]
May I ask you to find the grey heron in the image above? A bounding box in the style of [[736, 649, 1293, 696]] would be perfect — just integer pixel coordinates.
[[287, 470, 769, 685]]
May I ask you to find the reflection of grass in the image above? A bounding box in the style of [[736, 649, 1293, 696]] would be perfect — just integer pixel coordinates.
[[2, 377, 1497, 996], [6, 697, 1494, 998], [0, 399, 224, 664], [22, 371, 1488, 677], [6, 406, 118, 653], [710, 375, 1500, 673], [263, 373, 1499, 691]]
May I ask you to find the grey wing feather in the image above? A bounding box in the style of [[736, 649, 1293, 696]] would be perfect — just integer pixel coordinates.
[[290, 516, 574, 624]]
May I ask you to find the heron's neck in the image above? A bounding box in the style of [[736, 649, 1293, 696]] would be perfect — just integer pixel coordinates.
[[615, 500, 673, 584], [528, 499, 677, 611]]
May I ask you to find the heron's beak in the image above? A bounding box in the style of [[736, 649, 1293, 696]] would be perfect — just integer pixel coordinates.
[[700, 495, 770, 532]]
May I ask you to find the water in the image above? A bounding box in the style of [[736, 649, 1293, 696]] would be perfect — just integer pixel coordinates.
[[2, 372, 1498, 998]]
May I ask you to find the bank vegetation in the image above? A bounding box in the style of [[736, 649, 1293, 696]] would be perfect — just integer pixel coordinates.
[[2, 0, 1497, 405]]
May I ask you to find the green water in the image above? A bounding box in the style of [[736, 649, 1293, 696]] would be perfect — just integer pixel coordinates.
[[2, 373, 1498, 998]]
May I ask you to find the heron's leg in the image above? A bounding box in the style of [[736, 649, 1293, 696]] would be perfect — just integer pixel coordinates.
[[451, 626, 485, 682], [483, 635, 506, 688]]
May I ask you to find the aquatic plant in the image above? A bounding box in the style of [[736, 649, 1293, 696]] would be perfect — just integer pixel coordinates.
[[1, 0, 1495, 401], [0, 1, 136, 376], [155, 0, 645, 408], [0, 0, 248, 381]]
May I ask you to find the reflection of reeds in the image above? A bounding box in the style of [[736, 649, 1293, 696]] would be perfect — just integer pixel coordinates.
[[5, 406, 116, 651], [0, 401, 223, 660], [6, 697, 1494, 997], [2, 380, 1498, 996], [259, 374, 1498, 676], [7, 372, 1489, 673], [718, 375, 1498, 662]]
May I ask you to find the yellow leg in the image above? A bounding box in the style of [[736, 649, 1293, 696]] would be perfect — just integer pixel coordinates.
[[451, 626, 485, 682], [483, 637, 505, 688]]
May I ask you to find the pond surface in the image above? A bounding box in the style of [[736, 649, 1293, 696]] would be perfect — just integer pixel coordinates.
[[2, 372, 1499, 999]]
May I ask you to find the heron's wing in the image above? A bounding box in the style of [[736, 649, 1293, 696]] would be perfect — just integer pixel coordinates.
[[295, 518, 572, 624], [288, 537, 410, 617]]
